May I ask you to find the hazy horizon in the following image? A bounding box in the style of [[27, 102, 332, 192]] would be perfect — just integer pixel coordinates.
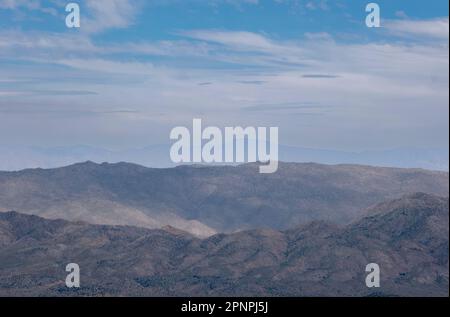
[[0, 143, 448, 172], [1, 0, 448, 168]]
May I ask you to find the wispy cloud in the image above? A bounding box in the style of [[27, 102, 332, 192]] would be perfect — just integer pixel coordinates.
[[305, 0, 329, 11], [0, 0, 141, 33], [301, 74, 339, 78], [179, 29, 277, 51], [242, 102, 329, 112], [0, 0, 58, 15], [82, 0, 140, 33], [385, 17, 449, 40]]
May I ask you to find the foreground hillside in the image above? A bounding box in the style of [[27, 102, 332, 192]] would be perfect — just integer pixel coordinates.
[[0, 193, 447, 297], [0, 162, 448, 236]]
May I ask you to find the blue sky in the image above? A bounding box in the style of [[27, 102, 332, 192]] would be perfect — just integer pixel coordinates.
[[0, 0, 448, 168]]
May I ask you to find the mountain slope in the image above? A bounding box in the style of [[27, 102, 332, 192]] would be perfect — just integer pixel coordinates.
[[0, 162, 448, 236], [0, 193, 448, 296]]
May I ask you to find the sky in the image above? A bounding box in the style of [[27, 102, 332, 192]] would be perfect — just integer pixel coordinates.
[[0, 1, 448, 162]]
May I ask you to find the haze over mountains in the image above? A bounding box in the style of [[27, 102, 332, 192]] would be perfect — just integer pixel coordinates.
[[0, 145, 448, 172], [0, 162, 448, 237], [0, 193, 447, 296]]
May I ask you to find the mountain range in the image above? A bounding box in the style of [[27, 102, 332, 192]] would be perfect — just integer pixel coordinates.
[[0, 145, 448, 172], [0, 193, 447, 296], [0, 162, 448, 237]]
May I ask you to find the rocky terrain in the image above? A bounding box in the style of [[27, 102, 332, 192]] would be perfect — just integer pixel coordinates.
[[0, 162, 448, 237], [0, 193, 447, 297]]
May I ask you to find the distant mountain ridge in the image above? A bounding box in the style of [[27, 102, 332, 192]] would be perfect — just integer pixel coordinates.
[[0, 193, 447, 296], [0, 145, 448, 171], [0, 161, 448, 236]]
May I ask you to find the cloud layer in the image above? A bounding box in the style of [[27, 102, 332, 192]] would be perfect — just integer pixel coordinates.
[[0, 1, 448, 166]]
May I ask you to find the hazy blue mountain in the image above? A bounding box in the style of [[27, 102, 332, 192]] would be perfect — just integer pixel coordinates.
[[0, 145, 447, 171]]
